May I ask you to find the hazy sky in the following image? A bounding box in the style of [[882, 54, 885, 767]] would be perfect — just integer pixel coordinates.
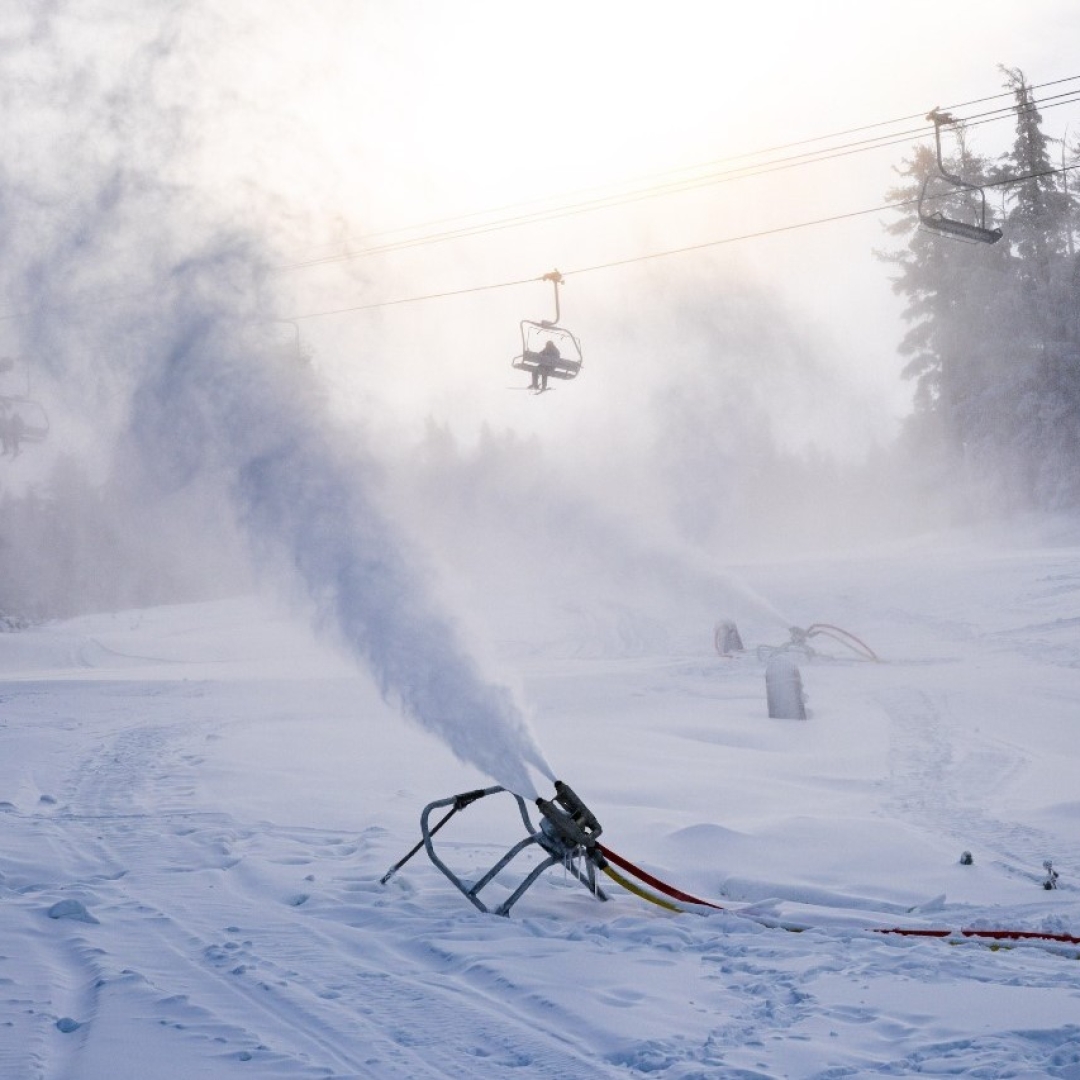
[[3, 0, 1077, 657], [217, 0, 1080, 455], [4, 0, 1080, 463]]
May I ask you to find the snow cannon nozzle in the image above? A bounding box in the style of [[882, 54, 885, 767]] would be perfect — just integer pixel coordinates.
[[535, 779, 603, 855], [788, 626, 809, 647]]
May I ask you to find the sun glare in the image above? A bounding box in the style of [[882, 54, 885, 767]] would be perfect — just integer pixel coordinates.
[[202, 3, 808, 239], [195, 0, 1080, 257], [175, 0, 1080, 449]]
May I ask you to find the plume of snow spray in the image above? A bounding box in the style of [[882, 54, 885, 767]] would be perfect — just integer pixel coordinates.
[[1, 2, 560, 796], [238, 414, 557, 798], [2, 150, 553, 800], [124, 298, 556, 798]]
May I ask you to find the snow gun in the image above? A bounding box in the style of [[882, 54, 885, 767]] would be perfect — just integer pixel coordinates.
[[381, 781, 1080, 955], [714, 620, 879, 662], [380, 781, 611, 916], [381, 778, 745, 916]]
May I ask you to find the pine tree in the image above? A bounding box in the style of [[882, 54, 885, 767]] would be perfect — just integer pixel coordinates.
[[881, 73, 1080, 512], [994, 68, 1080, 505], [878, 130, 1008, 460], [997, 67, 1071, 273]]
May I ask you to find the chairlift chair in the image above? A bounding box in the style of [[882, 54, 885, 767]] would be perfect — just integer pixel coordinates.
[[511, 271, 583, 391], [0, 395, 50, 444], [0, 356, 50, 447], [918, 109, 1003, 245]]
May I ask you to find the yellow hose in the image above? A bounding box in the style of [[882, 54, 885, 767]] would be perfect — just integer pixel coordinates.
[[601, 865, 683, 913]]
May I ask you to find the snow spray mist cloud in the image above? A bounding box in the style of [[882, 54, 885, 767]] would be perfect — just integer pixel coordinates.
[[122, 286, 556, 799], [237, 410, 556, 797], [0, 1, 555, 799], [122, 286, 557, 799]]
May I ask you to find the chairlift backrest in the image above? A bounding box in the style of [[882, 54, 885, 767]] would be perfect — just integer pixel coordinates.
[[510, 271, 584, 383], [918, 109, 1003, 245]]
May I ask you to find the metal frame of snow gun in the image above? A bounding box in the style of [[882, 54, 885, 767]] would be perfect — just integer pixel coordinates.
[[756, 623, 880, 663], [381, 781, 609, 917]]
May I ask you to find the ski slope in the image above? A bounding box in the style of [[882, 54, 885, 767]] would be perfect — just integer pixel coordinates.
[[3, 523, 1080, 1079]]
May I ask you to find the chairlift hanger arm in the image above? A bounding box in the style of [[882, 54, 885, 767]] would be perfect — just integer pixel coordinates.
[[540, 270, 563, 328], [919, 109, 1003, 245], [927, 109, 982, 194]]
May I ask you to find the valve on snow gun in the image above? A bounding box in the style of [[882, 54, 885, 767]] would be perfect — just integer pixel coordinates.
[[535, 780, 606, 865], [754, 626, 814, 660]]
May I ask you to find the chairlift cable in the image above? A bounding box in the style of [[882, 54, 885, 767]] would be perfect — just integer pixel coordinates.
[[279, 120, 935, 270], [287, 273, 545, 320], [280, 75, 1080, 268], [599, 839, 1080, 952], [277, 78, 1080, 272], [285, 74, 1080, 270], [286, 160, 1080, 320], [277, 91, 1080, 268], [944, 71, 1080, 113], [551, 158, 1080, 276], [5, 84, 1080, 328], [955, 88, 1080, 135], [9, 127, 1071, 330]]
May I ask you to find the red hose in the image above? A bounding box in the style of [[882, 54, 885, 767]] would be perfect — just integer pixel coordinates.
[[876, 926, 1080, 946], [600, 843, 1079, 950], [597, 844, 725, 911]]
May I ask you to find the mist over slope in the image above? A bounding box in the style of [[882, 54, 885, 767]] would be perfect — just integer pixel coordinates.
[[0, 2, 563, 795], [0, 2, 955, 793]]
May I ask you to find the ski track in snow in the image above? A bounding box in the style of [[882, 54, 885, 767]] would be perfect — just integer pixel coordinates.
[[867, 551, 1080, 892], [876, 685, 1062, 887], [4, 543, 1080, 1078], [4, 694, 625, 1078]]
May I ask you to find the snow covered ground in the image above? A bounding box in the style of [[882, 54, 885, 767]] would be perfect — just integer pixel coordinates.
[[3, 522, 1080, 1079]]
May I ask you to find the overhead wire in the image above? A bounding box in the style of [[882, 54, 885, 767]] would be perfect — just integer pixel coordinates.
[[288, 159, 1080, 321], [287, 274, 539, 320], [281, 71, 1080, 274], [277, 74, 1080, 272], [4, 75, 1080, 327], [284, 92, 1080, 270]]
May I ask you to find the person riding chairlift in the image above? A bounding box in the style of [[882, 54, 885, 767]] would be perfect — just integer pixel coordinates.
[[530, 340, 560, 392], [1, 404, 25, 458]]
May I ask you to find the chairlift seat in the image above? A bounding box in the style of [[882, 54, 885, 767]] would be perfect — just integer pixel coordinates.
[[918, 210, 1003, 245], [1, 396, 49, 442], [511, 321, 583, 382]]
